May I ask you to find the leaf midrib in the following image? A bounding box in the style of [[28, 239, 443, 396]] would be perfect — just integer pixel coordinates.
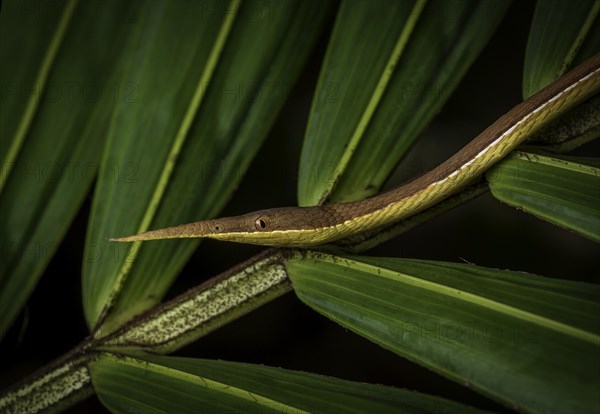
[[95, 0, 241, 329], [313, 254, 600, 345], [0, 0, 79, 194]]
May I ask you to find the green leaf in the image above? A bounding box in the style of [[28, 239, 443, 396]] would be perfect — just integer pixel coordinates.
[[83, 1, 333, 332], [523, 0, 600, 98], [81, 0, 237, 333], [0, 0, 140, 337], [286, 252, 600, 414], [486, 152, 600, 242], [90, 353, 488, 414], [0, 0, 75, 193], [298, 0, 511, 206]]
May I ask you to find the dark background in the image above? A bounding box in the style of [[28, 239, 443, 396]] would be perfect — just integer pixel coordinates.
[[1, 1, 598, 413]]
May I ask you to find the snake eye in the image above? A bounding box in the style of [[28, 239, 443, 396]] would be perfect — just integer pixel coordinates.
[[255, 216, 269, 231]]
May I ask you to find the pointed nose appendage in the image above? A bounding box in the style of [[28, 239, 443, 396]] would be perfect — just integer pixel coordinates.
[[109, 221, 214, 242]]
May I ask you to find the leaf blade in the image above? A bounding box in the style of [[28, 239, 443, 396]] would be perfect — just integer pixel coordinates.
[[0, 0, 141, 337], [286, 252, 600, 413], [0, 0, 77, 193], [523, 0, 600, 98], [298, 0, 511, 205], [486, 152, 600, 242], [90, 353, 489, 414], [83, 1, 333, 332]]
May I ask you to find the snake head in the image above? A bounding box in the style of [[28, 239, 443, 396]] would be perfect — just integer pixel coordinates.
[[110, 206, 338, 247], [197, 207, 331, 246]]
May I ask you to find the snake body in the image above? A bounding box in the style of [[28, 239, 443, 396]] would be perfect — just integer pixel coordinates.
[[112, 54, 600, 247]]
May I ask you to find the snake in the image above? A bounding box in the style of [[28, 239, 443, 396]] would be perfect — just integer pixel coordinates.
[[111, 54, 600, 247]]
